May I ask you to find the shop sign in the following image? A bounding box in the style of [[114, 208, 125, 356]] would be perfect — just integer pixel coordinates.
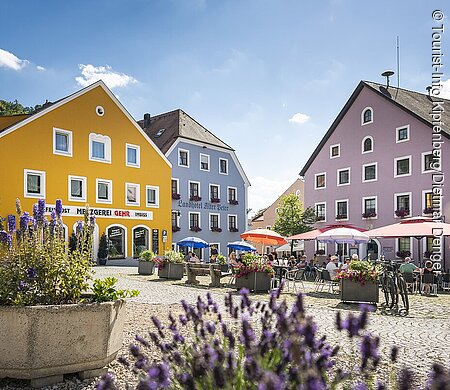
[[162, 229, 167, 243], [152, 229, 159, 254], [177, 200, 229, 212], [45, 204, 153, 221]]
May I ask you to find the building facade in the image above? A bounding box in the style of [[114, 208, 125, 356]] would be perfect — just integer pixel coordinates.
[[250, 178, 304, 254], [0, 81, 172, 259], [140, 109, 250, 260], [300, 81, 450, 269]]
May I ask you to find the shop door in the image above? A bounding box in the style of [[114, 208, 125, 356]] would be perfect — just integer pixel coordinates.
[[133, 227, 149, 258], [107, 226, 125, 259]]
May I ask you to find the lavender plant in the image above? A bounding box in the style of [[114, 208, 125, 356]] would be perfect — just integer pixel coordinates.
[[97, 288, 450, 390], [0, 199, 94, 306]]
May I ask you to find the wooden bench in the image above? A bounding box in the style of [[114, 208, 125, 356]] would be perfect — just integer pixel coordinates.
[[185, 263, 230, 287]]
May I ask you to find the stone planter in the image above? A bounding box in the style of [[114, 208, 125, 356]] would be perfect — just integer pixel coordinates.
[[158, 262, 184, 280], [138, 260, 155, 275], [98, 257, 107, 266], [235, 271, 271, 292], [0, 300, 126, 387], [340, 279, 379, 304]]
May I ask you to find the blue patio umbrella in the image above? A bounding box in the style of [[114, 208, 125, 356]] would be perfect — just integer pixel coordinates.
[[177, 236, 209, 249], [227, 240, 256, 251]]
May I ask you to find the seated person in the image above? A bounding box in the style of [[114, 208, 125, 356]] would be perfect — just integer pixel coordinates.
[[326, 255, 339, 280], [288, 255, 297, 268], [399, 256, 418, 273], [422, 260, 435, 295], [229, 252, 239, 267], [184, 251, 193, 262], [267, 253, 274, 263], [341, 258, 351, 270], [188, 253, 200, 263]]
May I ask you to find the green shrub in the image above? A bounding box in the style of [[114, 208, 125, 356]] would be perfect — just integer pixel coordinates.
[[91, 277, 139, 303], [98, 233, 109, 259], [139, 249, 155, 262]]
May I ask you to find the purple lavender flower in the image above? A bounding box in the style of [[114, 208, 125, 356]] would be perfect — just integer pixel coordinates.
[[55, 199, 63, 217], [27, 267, 37, 279], [17, 280, 27, 291], [0, 231, 12, 248], [76, 220, 83, 234], [37, 199, 46, 223], [95, 372, 117, 390], [7, 215, 16, 233], [398, 368, 415, 390], [32, 203, 38, 220], [90, 215, 96, 226], [19, 212, 30, 233]]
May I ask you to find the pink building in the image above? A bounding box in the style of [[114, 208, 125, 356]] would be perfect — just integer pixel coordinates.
[[300, 81, 450, 269]]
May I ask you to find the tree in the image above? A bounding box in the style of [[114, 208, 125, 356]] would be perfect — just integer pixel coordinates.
[[273, 194, 315, 237], [0, 99, 44, 116]]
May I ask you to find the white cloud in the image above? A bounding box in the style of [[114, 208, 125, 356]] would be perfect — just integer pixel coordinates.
[[36, 65, 46, 71], [0, 48, 29, 70], [248, 176, 294, 218], [440, 79, 450, 99], [75, 64, 137, 89], [289, 112, 311, 124]]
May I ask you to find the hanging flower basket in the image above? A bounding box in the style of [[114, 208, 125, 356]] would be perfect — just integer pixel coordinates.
[[210, 198, 221, 203]]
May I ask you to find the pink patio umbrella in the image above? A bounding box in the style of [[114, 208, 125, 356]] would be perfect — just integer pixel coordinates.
[[367, 216, 450, 267], [288, 224, 367, 241]]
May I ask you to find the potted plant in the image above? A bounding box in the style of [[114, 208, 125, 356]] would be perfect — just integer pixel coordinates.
[[210, 197, 220, 203], [0, 199, 135, 387], [211, 226, 222, 232], [171, 193, 181, 200], [362, 211, 377, 219], [423, 207, 433, 215], [216, 254, 228, 272], [190, 226, 202, 232], [156, 250, 185, 280], [138, 250, 156, 275], [336, 260, 381, 304], [97, 232, 108, 265], [229, 199, 239, 205], [234, 253, 275, 292], [229, 227, 239, 232], [395, 209, 409, 218], [396, 250, 411, 259]]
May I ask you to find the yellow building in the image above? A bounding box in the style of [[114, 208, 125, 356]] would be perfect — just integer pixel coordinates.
[[0, 81, 172, 259]]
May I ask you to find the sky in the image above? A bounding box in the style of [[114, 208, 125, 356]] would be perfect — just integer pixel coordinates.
[[1, 0, 448, 216]]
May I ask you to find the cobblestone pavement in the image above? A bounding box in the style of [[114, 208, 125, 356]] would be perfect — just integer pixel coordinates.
[[2, 265, 449, 389]]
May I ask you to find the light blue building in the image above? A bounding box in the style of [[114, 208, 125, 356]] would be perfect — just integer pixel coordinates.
[[140, 109, 250, 259]]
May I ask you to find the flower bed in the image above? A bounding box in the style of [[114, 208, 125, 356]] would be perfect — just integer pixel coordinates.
[[233, 253, 275, 279], [336, 260, 381, 286]]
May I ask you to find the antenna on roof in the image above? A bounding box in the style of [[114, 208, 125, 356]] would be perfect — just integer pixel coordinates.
[[381, 70, 395, 89], [396, 36, 400, 88]]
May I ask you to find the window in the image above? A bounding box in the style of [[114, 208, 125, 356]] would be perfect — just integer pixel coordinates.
[[189, 212, 200, 229], [315, 202, 326, 222], [423, 190, 433, 214], [89, 133, 111, 163], [171, 178, 180, 198], [396, 125, 410, 143], [362, 163, 377, 182], [336, 200, 348, 220], [210, 214, 220, 230], [337, 168, 350, 186], [397, 237, 411, 257], [96, 179, 112, 204], [330, 144, 340, 158], [315, 172, 326, 189], [422, 152, 433, 173], [126, 144, 140, 168], [219, 158, 228, 174], [126, 183, 140, 206], [146, 185, 159, 207], [361, 107, 373, 125], [189, 181, 201, 200], [200, 154, 210, 171], [394, 156, 411, 177], [178, 149, 189, 167], [228, 187, 237, 203], [53, 128, 72, 156], [24, 169, 46, 198], [316, 241, 327, 256], [395, 192, 411, 218], [228, 215, 238, 231], [362, 136, 373, 153], [172, 211, 179, 228], [210, 184, 220, 201], [68, 175, 87, 202], [362, 196, 377, 218]]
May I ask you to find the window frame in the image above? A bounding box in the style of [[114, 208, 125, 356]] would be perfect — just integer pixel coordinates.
[[329, 143, 340, 159], [200, 153, 210, 172], [24, 169, 46, 199], [361, 107, 373, 125], [337, 167, 351, 187], [361, 136, 374, 154], [315, 202, 326, 223], [394, 155, 412, 178], [422, 189, 433, 214], [335, 199, 349, 221], [395, 237, 413, 258], [125, 182, 140, 206], [209, 183, 220, 201], [394, 192, 412, 218], [125, 143, 140, 168], [171, 178, 179, 196], [362, 162, 378, 183], [315, 240, 327, 256], [421, 151, 434, 174], [362, 196, 378, 219], [228, 214, 238, 231], [314, 172, 326, 190], [146, 185, 160, 208], [178, 148, 190, 168], [209, 213, 220, 230], [189, 212, 201, 229], [68, 175, 87, 202], [96, 178, 113, 204], [396, 125, 410, 143], [89, 133, 111, 163], [227, 186, 237, 202], [53, 127, 73, 157], [188, 180, 201, 198], [219, 158, 229, 175]]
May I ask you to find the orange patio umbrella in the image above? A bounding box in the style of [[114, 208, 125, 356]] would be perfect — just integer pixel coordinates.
[[241, 228, 288, 247]]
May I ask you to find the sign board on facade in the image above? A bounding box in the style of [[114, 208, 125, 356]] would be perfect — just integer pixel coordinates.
[[176, 200, 229, 212], [162, 229, 167, 243], [152, 229, 159, 254], [45, 205, 153, 221]]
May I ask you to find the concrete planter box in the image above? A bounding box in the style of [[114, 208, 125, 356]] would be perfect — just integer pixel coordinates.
[[235, 271, 271, 292], [158, 262, 184, 280], [138, 260, 155, 275], [340, 279, 379, 304], [0, 300, 126, 387]]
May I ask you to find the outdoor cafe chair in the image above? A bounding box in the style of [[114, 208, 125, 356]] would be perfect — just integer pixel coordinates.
[[284, 269, 305, 293], [402, 272, 418, 294], [442, 273, 450, 292], [320, 270, 339, 294], [314, 268, 325, 291], [420, 273, 438, 296]]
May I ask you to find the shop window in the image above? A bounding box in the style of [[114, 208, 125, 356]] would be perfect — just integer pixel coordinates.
[[133, 226, 149, 258], [107, 225, 126, 259]]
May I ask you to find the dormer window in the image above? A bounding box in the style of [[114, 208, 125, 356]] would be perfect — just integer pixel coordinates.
[[361, 107, 373, 125]]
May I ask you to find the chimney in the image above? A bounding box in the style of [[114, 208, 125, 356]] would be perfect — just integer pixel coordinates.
[[426, 86, 432, 97], [143, 113, 151, 128], [381, 70, 394, 89]]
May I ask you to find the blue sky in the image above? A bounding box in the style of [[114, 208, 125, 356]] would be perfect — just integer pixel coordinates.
[[1, 0, 447, 214]]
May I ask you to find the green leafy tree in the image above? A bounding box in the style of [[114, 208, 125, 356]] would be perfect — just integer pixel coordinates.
[[0, 99, 44, 116], [273, 194, 314, 237]]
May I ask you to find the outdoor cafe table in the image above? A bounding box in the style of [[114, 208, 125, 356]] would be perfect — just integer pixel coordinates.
[[272, 264, 292, 287]]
